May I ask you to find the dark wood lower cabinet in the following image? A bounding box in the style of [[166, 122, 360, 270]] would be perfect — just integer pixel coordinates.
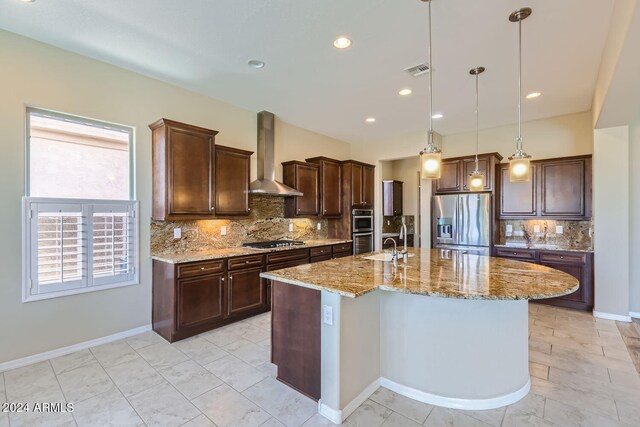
[[271, 280, 321, 401], [153, 242, 352, 342], [494, 248, 594, 311]]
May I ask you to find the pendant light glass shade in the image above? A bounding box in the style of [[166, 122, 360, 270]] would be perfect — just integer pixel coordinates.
[[420, 145, 442, 179], [419, 0, 442, 180], [468, 172, 485, 191], [508, 7, 533, 182]]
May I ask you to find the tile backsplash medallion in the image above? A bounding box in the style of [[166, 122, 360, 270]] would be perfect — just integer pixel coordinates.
[[151, 195, 328, 255], [382, 215, 415, 234], [499, 219, 593, 249]]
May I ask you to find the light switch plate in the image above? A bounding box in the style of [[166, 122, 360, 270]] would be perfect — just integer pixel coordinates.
[[317, 223, 322, 230], [289, 223, 294, 232], [533, 225, 541, 233], [556, 225, 563, 234], [173, 228, 181, 239], [221, 225, 227, 236], [323, 305, 333, 325]]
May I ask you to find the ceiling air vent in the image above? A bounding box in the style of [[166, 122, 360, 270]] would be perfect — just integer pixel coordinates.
[[405, 62, 430, 77]]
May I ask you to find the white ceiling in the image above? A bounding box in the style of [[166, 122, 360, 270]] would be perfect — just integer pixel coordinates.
[[0, 0, 614, 144]]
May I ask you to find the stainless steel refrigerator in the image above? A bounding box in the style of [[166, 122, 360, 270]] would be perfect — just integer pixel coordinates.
[[432, 193, 491, 255]]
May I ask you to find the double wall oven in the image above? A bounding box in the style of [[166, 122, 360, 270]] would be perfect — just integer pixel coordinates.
[[352, 209, 374, 254]]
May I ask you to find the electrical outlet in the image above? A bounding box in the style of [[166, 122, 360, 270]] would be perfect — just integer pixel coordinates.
[[533, 225, 541, 233], [289, 223, 294, 232], [173, 228, 181, 239], [221, 225, 227, 236], [323, 305, 333, 325], [317, 223, 322, 230], [556, 225, 563, 234], [514, 230, 524, 237], [387, 220, 390, 226], [506, 225, 513, 233]]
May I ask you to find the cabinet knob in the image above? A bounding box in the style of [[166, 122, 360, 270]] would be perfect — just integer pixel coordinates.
[[211, 205, 215, 211], [323, 209, 327, 214], [245, 260, 250, 264], [221, 277, 225, 281], [200, 267, 205, 270], [248, 208, 251, 212], [229, 276, 233, 280], [560, 256, 564, 259]]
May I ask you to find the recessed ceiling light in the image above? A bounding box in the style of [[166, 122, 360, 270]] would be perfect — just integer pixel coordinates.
[[19, 0, 35, 2], [526, 92, 541, 99], [365, 117, 376, 123], [398, 89, 413, 96], [247, 59, 265, 69], [432, 113, 443, 119], [333, 37, 352, 49]]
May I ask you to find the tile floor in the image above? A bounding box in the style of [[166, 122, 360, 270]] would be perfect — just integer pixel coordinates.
[[1, 304, 640, 427]]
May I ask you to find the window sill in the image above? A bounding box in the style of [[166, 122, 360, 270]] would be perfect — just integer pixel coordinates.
[[22, 280, 139, 303]]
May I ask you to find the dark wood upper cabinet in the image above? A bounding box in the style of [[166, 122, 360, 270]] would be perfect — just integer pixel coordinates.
[[283, 161, 319, 217], [306, 157, 342, 217], [540, 157, 591, 218], [215, 145, 253, 216], [383, 180, 403, 216], [499, 164, 538, 217], [498, 155, 591, 220], [362, 165, 375, 208], [435, 160, 461, 193], [433, 153, 502, 194], [150, 119, 218, 221], [341, 160, 376, 208]]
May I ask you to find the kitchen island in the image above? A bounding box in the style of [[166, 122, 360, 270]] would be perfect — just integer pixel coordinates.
[[261, 248, 578, 424]]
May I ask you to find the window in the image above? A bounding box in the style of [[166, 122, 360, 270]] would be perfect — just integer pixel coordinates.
[[23, 108, 138, 302]]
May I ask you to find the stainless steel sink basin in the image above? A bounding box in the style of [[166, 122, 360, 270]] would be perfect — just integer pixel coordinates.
[[363, 252, 415, 262]]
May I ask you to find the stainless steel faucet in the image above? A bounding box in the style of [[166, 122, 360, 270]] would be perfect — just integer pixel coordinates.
[[398, 217, 408, 257], [383, 238, 398, 263]]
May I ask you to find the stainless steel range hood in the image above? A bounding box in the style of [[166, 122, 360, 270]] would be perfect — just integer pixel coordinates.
[[249, 111, 303, 196]]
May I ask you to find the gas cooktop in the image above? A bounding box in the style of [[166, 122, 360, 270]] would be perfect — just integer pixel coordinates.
[[242, 240, 305, 249]]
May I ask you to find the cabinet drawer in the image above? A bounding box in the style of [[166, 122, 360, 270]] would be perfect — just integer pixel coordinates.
[[495, 248, 536, 261], [177, 260, 225, 278], [332, 243, 352, 254], [539, 251, 587, 264], [267, 249, 309, 265], [310, 254, 332, 263], [228, 255, 264, 271], [310, 246, 331, 258]]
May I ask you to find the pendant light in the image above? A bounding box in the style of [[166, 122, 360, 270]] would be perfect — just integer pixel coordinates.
[[420, 0, 442, 180], [508, 7, 533, 182], [468, 66, 486, 192]]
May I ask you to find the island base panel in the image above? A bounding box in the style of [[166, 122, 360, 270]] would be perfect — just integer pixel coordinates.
[[271, 280, 321, 401]]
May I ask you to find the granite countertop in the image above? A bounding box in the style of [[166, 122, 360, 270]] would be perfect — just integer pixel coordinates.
[[151, 239, 353, 264], [494, 243, 594, 253], [261, 248, 578, 300]]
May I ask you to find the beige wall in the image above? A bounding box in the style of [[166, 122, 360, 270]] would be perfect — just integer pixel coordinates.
[[0, 29, 351, 364], [593, 126, 630, 317], [629, 112, 640, 314]]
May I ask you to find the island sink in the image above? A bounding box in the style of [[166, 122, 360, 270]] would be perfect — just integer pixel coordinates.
[[261, 249, 578, 424]]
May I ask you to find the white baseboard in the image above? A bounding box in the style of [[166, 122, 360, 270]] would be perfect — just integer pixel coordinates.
[[593, 311, 632, 322], [0, 324, 152, 373], [629, 311, 640, 319], [318, 378, 381, 424], [380, 377, 531, 411]]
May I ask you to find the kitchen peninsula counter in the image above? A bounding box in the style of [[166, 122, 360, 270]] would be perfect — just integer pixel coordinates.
[[264, 249, 580, 424]]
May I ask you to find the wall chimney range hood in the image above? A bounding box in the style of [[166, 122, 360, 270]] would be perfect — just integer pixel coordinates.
[[249, 111, 303, 197]]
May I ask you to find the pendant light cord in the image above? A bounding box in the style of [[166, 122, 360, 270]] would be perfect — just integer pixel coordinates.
[[428, 0, 433, 146], [475, 71, 479, 170], [517, 18, 523, 151]]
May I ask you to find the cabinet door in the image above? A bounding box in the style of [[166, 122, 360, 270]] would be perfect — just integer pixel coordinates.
[[463, 157, 491, 191], [321, 160, 342, 216], [540, 159, 586, 217], [227, 267, 264, 317], [435, 160, 461, 193], [539, 261, 585, 303], [499, 165, 537, 217], [362, 166, 375, 208], [393, 181, 403, 215], [177, 273, 224, 330], [351, 163, 363, 206], [215, 147, 251, 215], [296, 164, 319, 216], [168, 126, 214, 216]]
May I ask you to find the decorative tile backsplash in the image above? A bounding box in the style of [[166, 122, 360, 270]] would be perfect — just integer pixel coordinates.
[[382, 215, 415, 235], [151, 195, 328, 255], [499, 219, 593, 249]]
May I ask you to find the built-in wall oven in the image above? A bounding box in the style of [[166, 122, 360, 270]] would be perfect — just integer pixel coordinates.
[[352, 209, 374, 254]]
